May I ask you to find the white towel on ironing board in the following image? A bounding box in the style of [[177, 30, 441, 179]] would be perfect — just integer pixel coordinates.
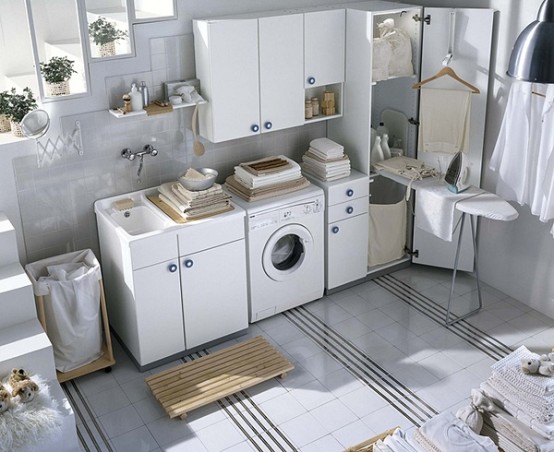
[[419, 88, 472, 154], [414, 180, 483, 241]]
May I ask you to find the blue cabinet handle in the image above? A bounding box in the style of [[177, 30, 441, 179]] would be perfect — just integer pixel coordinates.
[[184, 259, 194, 268], [264, 121, 272, 130], [346, 189, 354, 197], [308, 76, 316, 85], [332, 226, 340, 234], [168, 264, 177, 273], [346, 206, 354, 214], [251, 124, 260, 132]]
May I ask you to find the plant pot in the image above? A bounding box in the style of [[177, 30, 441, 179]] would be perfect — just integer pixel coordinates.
[[98, 41, 116, 57], [10, 120, 24, 138], [0, 114, 10, 133], [46, 80, 70, 97]]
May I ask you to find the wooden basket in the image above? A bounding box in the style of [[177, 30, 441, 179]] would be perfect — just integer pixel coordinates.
[[35, 279, 115, 382], [344, 427, 399, 451]]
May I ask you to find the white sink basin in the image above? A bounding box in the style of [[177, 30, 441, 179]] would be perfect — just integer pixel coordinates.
[[94, 190, 173, 239], [110, 205, 168, 236]]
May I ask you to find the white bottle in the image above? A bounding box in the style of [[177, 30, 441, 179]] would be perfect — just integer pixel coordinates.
[[371, 135, 385, 167], [370, 127, 377, 151], [130, 83, 143, 112], [376, 121, 389, 140], [381, 133, 391, 159]]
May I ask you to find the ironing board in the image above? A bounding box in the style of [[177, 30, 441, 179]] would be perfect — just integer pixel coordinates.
[[446, 193, 518, 325]]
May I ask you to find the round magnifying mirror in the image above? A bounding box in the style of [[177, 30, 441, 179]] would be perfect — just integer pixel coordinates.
[[20, 109, 50, 139]]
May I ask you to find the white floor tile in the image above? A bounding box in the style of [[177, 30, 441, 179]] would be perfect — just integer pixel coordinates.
[[332, 419, 378, 449], [133, 396, 166, 424], [146, 416, 195, 447], [309, 399, 358, 432], [339, 386, 389, 419], [259, 391, 308, 425], [416, 351, 465, 380], [361, 404, 414, 433], [289, 380, 336, 411], [163, 435, 209, 452], [86, 385, 132, 417], [111, 425, 159, 452], [99, 404, 145, 438], [300, 351, 343, 380], [300, 434, 344, 452], [279, 412, 327, 448], [195, 418, 246, 452], [319, 367, 365, 398]]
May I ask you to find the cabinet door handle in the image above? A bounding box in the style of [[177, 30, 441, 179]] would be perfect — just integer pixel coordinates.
[[332, 226, 340, 234], [264, 121, 272, 130], [251, 124, 260, 132], [346, 189, 354, 197], [346, 206, 354, 214], [168, 264, 177, 273], [307, 76, 316, 85], [184, 259, 194, 268]]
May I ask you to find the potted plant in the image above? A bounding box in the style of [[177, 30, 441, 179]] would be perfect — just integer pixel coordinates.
[[88, 17, 127, 57], [0, 91, 10, 133], [5, 87, 38, 137], [40, 56, 77, 96]]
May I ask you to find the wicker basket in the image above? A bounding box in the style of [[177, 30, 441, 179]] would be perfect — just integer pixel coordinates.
[[10, 120, 23, 138], [0, 114, 10, 133], [99, 41, 116, 57], [46, 80, 70, 97]]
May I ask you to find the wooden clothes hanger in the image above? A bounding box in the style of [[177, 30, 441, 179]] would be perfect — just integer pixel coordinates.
[[412, 66, 480, 94]]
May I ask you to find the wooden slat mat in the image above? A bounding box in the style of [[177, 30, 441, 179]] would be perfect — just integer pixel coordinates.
[[145, 336, 294, 419]]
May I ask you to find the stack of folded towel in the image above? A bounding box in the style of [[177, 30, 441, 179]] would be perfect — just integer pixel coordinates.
[[225, 155, 310, 202], [157, 181, 231, 220], [301, 137, 351, 182], [478, 346, 554, 451]]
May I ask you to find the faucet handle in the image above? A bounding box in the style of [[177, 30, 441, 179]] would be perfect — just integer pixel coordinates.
[[143, 144, 158, 156], [121, 148, 135, 160]]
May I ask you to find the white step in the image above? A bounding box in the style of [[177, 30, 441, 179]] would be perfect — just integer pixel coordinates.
[[0, 263, 37, 330], [0, 212, 19, 266], [0, 318, 56, 380]]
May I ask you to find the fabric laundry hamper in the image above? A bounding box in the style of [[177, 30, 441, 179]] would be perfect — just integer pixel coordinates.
[[368, 177, 407, 267], [25, 249, 104, 373]]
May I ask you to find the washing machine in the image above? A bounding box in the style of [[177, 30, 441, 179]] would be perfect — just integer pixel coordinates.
[[230, 185, 325, 322]]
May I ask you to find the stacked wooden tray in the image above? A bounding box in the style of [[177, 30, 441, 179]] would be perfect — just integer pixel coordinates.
[[145, 336, 294, 419]]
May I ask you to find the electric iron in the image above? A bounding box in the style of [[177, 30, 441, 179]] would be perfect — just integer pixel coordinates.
[[445, 151, 470, 193]]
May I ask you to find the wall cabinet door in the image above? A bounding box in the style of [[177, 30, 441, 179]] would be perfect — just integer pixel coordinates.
[[133, 259, 185, 365], [194, 18, 260, 142], [180, 240, 248, 349], [327, 214, 369, 289], [194, 14, 304, 142], [304, 9, 345, 88]]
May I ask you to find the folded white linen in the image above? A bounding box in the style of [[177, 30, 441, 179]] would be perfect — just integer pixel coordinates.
[[482, 380, 554, 428], [382, 428, 421, 452], [419, 88, 471, 154], [419, 411, 497, 452], [491, 346, 554, 396], [234, 156, 301, 189], [309, 137, 344, 155], [489, 373, 554, 413], [159, 182, 187, 212], [173, 182, 222, 201], [414, 179, 483, 241]]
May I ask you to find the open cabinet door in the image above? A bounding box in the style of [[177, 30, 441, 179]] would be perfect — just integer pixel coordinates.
[[412, 7, 495, 271]]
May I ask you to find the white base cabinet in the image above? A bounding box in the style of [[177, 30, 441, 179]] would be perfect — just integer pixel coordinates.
[[96, 191, 248, 370]]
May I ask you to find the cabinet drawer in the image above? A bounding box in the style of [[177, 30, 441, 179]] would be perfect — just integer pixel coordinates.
[[130, 232, 177, 270], [327, 177, 369, 206], [178, 212, 245, 256], [327, 197, 368, 223]]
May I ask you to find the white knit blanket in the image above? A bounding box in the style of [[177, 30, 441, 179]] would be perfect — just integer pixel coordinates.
[[491, 346, 554, 396], [0, 375, 63, 451], [489, 373, 554, 414]]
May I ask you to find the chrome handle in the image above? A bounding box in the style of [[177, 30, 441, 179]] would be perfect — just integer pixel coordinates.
[[184, 259, 194, 268]]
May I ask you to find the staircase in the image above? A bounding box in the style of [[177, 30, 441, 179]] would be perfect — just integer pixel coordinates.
[[0, 212, 79, 451]]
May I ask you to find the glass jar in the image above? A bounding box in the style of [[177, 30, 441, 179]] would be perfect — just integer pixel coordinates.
[[305, 100, 313, 119], [311, 97, 320, 116]]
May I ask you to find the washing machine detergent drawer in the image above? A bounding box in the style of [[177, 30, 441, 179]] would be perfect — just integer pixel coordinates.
[[248, 199, 323, 231]]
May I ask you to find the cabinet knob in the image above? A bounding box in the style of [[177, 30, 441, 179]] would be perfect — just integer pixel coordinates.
[[346, 189, 354, 197], [184, 259, 194, 268], [346, 206, 354, 214], [168, 264, 177, 273], [251, 124, 260, 132], [332, 226, 340, 234], [308, 76, 316, 85], [264, 121, 272, 130]]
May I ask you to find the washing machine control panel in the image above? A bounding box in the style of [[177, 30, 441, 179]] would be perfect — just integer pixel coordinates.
[[249, 199, 323, 231]]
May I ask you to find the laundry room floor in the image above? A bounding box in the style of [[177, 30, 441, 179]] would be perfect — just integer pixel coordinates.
[[64, 265, 554, 452]]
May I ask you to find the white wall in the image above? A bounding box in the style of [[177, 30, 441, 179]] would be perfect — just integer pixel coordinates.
[[413, 0, 554, 317], [0, 0, 552, 316]]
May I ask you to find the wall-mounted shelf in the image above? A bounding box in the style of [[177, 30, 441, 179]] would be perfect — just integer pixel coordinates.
[[108, 100, 206, 119], [304, 113, 342, 124]]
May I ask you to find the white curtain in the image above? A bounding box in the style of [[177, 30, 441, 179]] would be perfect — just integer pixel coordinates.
[[490, 82, 554, 237]]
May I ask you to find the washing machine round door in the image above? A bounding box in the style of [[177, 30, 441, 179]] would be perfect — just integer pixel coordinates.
[[262, 224, 313, 281]]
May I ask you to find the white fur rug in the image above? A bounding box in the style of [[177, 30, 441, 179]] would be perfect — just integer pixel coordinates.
[[0, 375, 63, 451]]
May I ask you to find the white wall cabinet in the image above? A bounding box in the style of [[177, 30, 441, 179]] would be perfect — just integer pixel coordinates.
[[194, 14, 304, 143]]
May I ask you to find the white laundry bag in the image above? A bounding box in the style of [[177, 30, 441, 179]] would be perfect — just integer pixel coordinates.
[[26, 249, 103, 373]]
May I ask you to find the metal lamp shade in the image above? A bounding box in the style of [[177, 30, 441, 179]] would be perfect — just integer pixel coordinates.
[[508, 0, 554, 83]]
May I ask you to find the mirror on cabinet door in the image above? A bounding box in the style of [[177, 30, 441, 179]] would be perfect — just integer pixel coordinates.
[[131, 0, 176, 23], [85, 0, 134, 60], [0, 1, 39, 94], [26, 0, 88, 99]]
